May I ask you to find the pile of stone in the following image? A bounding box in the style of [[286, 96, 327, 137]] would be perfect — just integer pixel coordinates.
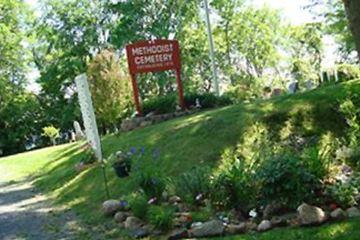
[[121, 110, 196, 132], [102, 198, 360, 239]]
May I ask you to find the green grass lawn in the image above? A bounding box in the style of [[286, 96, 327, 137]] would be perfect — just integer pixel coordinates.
[[1, 80, 360, 239]]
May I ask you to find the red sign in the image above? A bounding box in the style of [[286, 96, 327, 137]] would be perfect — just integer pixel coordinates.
[[126, 40, 185, 115]]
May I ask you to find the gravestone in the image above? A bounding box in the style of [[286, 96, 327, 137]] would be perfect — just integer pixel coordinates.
[[288, 81, 299, 94], [73, 121, 84, 140]]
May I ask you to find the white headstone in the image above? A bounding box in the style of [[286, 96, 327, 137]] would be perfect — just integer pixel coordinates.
[[75, 74, 102, 161], [73, 121, 84, 139], [288, 81, 299, 94]]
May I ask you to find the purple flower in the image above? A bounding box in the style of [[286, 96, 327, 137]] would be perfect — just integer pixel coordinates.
[[130, 147, 137, 154], [148, 197, 157, 204], [140, 147, 145, 154]]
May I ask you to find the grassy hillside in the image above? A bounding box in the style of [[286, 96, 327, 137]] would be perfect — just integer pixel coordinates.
[[1, 80, 360, 237]]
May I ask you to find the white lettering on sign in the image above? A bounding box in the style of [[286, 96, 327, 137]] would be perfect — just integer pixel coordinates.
[[131, 44, 173, 56]]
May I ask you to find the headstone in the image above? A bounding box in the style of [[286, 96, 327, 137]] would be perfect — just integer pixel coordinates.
[[288, 81, 299, 94], [195, 98, 201, 109], [305, 80, 314, 90], [73, 121, 84, 140]]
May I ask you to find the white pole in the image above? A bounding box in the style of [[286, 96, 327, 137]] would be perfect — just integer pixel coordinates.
[[204, 0, 220, 96]]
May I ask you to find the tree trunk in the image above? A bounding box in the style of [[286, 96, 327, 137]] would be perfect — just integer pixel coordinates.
[[343, 0, 360, 62]]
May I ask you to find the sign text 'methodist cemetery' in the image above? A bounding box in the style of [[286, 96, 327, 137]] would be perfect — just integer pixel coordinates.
[[126, 39, 184, 115]]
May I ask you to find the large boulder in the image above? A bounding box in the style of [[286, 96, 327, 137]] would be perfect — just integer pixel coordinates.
[[330, 208, 347, 220], [102, 200, 121, 216], [297, 203, 326, 225], [346, 207, 360, 218], [257, 220, 272, 232], [189, 220, 224, 238]]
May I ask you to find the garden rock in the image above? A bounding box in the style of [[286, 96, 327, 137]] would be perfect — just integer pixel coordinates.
[[257, 220, 272, 232], [114, 212, 128, 223], [225, 223, 246, 235], [124, 216, 144, 230], [330, 208, 347, 220], [346, 207, 360, 218], [139, 120, 152, 128], [263, 203, 281, 219], [189, 220, 224, 237], [169, 196, 181, 204], [270, 214, 295, 227], [245, 220, 258, 231], [168, 228, 189, 240], [102, 200, 121, 216], [297, 203, 326, 225]]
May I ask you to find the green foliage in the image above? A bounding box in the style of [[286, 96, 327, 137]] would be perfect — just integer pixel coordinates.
[[256, 151, 320, 208], [147, 205, 174, 230], [142, 92, 232, 115], [211, 152, 258, 211], [80, 144, 96, 164], [326, 174, 360, 208], [133, 161, 167, 200], [129, 193, 149, 220], [87, 49, 133, 130], [337, 64, 360, 82], [142, 94, 177, 115], [173, 167, 211, 205], [41, 125, 60, 145]]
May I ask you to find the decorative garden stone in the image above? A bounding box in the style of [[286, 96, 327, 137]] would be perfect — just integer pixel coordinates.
[[297, 203, 326, 225], [102, 200, 121, 216], [245, 220, 258, 231], [189, 220, 224, 238], [330, 208, 347, 220], [346, 207, 360, 218], [124, 216, 144, 230], [169, 196, 181, 204], [257, 220, 272, 232], [225, 223, 246, 235], [114, 212, 128, 223]]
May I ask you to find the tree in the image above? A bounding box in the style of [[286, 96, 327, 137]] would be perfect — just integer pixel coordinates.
[[0, 0, 43, 155], [87, 49, 133, 132], [42, 125, 60, 145], [32, 0, 110, 131], [343, 0, 360, 62]]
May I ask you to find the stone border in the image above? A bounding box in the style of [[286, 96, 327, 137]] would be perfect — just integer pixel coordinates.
[[121, 110, 197, 132]]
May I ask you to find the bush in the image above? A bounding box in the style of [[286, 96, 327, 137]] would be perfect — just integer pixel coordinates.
[[142, 92, 232, 115], [337, 64, 360, 82], [325, 175, 359, 208], [185, 92, 232, 109], [135, 166, 166, 200], [256, 151, 320, 208], [210, 153, 258, 211], [173, 167, 211, 205], [129, 193, 149, 220], [147, 205, 174, 230], [142, 94, 177, 115]]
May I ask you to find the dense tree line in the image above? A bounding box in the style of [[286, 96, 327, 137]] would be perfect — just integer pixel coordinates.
[[0, 0, 359, 155]]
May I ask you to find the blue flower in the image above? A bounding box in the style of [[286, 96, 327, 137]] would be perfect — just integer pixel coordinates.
[[140, 147, 145, 154], [130, 147, 137, 154]]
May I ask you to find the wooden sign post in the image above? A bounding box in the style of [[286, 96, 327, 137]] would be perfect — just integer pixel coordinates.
[[126, 39, 185, 115]]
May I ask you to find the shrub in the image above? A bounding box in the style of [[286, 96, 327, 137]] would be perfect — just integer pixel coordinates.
[[211, 152, 258, 211], [325, 174, 360, 208], [80, 143, 96, 164], [256, 151, 320, 208], [173, 167, 211, 206], [337, 64, 360, 82], [185, 92, 232, 109], [147, 205, 174, 230], [130, 148, 167, 200], [129, 193, 149, 220], [142, 94, 177, 115], [41, 125, 60, 145]]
